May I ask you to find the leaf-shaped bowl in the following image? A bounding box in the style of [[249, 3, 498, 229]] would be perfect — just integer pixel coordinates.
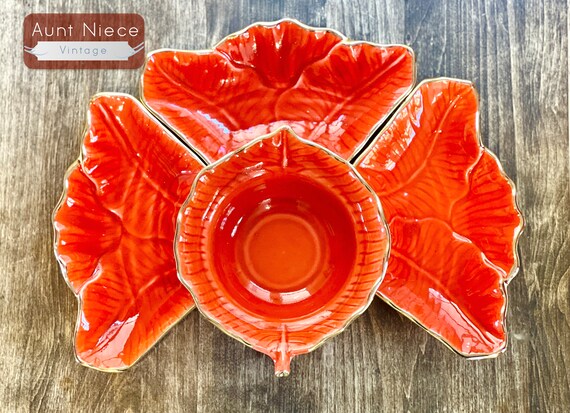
[[140, 19, 415, 163], [175, 128, 390, 376]]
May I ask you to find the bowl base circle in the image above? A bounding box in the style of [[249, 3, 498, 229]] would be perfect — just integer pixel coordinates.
[[241, 212, 322, 292]]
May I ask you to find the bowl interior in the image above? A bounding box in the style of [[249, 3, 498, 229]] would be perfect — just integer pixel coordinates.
[[209, 172, 357, 320], [176, 129, 389, 375]]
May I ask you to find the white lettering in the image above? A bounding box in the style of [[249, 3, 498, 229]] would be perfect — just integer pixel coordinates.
[[32, 23, 73, 37], [82, 22, 139, 38], [32, 22, 43, 36], [83, 22, 96, 37]]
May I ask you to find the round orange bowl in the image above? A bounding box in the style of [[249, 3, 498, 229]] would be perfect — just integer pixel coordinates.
[[175, 128, 390, 376]]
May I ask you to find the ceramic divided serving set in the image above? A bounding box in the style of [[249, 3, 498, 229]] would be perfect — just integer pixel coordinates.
[[53, 19, 523, 376]]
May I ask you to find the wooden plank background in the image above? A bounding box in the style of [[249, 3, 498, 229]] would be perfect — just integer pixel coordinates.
[[1, 0, 568, 411]]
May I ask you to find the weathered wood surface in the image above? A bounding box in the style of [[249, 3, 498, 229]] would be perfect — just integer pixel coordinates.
[[0, 0, 568, 411]]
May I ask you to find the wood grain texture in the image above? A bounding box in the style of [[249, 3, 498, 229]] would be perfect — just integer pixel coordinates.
[[0, 0, 568, 411]]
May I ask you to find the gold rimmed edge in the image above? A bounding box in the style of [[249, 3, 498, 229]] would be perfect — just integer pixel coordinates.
[[173, 125, 392, 376], [51, 92, 206, 373], [351, 77, 525, 359], [137, 17, 416, 165]]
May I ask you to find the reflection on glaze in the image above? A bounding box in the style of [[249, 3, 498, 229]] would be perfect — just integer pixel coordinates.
[[53, 20, 523, 374], [176, 129, 389, 376], [142, 19, 414, 162], [53, 94, 204, 370], [355, 79, 523, 356]]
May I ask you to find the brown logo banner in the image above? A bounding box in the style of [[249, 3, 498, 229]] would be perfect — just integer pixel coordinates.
[[24, 13, 145, 69]]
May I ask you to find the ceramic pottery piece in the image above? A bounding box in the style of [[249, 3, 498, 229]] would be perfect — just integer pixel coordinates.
[[53, 19, 522, 374], [176, 128, 389, 376]]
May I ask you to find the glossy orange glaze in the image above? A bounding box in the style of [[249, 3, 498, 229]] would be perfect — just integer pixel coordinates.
[[141, 20, 414, 162], [239, 211, 325, 294], [176, 129, 389, 375], [54, 21, 523, 371], [355, 79, 522, 356], [212, 175, 357, 317], [53, 94, 204, 370]]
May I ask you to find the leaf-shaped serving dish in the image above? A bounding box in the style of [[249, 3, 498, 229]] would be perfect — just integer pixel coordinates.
[[53, 19, 523, 374]]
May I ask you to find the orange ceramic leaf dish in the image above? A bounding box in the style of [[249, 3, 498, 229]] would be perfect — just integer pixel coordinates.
[[355, 79, 522, 356], [141, 19, 414, 162], [383, 217, 506, 354], [451, 151, 522, 279], [53, 94, 204, 370], [176, 128, 389, 375], [54, 20, 524, 372]]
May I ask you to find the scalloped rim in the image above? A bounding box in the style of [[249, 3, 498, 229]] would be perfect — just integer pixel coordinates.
[[352, 77, 525, 359], [52, 92, 206, 372], [52, 20, 524, 371], [138, 17, 416, 164], [174, 125, 392, 376]]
